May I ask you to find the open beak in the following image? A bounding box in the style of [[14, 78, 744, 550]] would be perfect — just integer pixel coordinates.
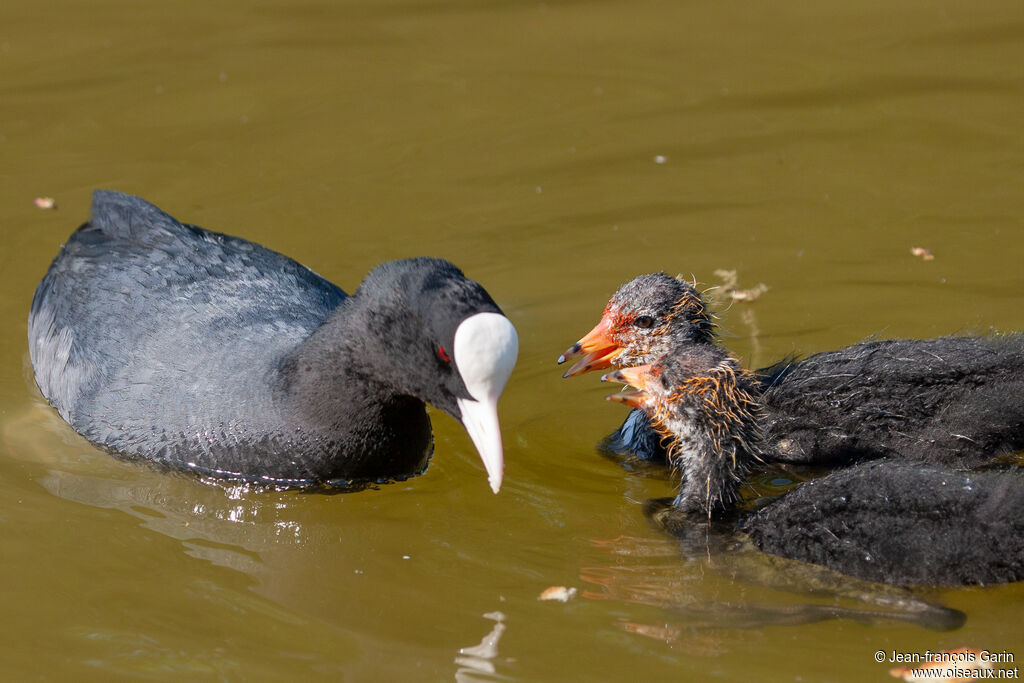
[[557, 312, 622, 378], [601, 365, 655, 409]]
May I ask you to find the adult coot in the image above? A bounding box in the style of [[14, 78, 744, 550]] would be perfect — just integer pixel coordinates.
[[28, 191, 518, 491], [603, 352, 1024, 586], [560, 273, 1024, 470]]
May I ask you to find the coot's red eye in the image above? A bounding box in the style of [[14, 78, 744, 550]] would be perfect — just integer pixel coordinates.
[[438, 346, 452, 363]]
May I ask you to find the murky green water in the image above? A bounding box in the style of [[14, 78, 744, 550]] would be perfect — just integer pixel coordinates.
[[2, 1, 1023, 680]]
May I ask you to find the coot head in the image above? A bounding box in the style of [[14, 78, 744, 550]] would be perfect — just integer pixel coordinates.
[[341, 258, 518, 493], [601, 346, 753, 414], [556, 273, 713, 377]]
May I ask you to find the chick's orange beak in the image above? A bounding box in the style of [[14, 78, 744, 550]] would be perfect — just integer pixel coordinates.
[[601, 364, 656, 409], [557, 312, 622, 378], [603, 365, 656, 391]]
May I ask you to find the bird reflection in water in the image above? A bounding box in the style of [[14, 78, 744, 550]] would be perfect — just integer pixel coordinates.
[[455, 611, 507, 682], [579, 500, 965, 652], [579, 467, 966, 646]]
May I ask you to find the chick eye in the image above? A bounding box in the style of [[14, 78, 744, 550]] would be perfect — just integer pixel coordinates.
[[438, 345, 452, 363], [634, 315, 656, 329]]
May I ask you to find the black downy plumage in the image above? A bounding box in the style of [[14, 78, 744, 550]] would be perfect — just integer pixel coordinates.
[[602, 349, 1024, 586]]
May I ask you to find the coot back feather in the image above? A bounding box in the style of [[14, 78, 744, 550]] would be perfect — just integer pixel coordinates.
[[745, 460, 1024, 587]]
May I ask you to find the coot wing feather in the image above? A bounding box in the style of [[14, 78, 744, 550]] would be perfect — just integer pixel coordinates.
[[29, 191, 346, 464], [762, 336, 1024, 466]]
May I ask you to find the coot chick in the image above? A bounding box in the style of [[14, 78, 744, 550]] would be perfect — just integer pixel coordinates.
[[561, 273, 1024, 469], [606, 354, 1024, 586], [603, 345, 765, 513], [28, 191, 518, 491]]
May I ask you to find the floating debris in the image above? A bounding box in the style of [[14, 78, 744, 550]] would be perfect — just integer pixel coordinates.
[[538, 586, 577, 602], [888, 648, 992, 681], [727, 285, 768, 302], [33, 196, 57, 210], [713, 269, 769, 303], [653, 155, 668, 164], [911, 246, 935, 261]]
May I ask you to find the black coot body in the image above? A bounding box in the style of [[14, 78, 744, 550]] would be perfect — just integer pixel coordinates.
[[28, 191, 518, 489], [745, 460, 1024, 587], [758, 336, 1024, 467]]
